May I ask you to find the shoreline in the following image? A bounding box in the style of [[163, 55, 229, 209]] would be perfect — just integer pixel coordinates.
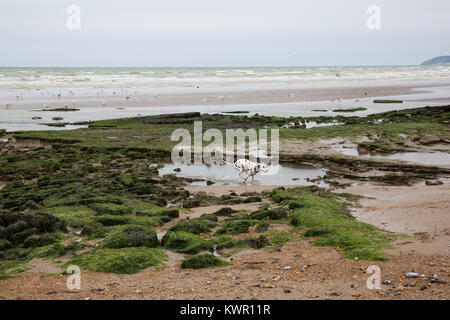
[[2, 80, 450, 111]]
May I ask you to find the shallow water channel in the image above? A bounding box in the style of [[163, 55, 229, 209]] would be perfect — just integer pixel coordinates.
[[158, 162, 328, 187], [332, 145, 450, 166]]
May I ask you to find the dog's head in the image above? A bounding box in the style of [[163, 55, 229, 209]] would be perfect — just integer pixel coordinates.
[[257, 163, 269, 173]]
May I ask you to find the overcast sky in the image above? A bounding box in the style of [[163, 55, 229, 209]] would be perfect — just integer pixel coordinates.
[[1, 0, 449, 67]]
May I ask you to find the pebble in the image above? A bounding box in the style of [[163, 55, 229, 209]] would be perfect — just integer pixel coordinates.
[[330, 291, 341, 296], [259, 278, 266, 282], [429, 262, 436, 267], [206, 281, 211, 285], [420, 285, 428, 291], [283, 289, 291, 293], [353, 257, 359, 261], [282, 266, 292, 271], [409, 282, 416, 287], [404, 272, 419, 278], [382, 280, 392, 285], [325, 296, 331, 300], [429, 279, 447, 284]]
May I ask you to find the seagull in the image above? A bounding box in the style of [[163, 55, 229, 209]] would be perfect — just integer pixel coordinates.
[[102, 101, 106, 107]]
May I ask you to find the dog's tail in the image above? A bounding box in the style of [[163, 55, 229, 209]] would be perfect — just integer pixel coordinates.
[[223, 159, 235, 166]]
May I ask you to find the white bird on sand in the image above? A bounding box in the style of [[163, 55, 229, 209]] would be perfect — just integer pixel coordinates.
[[102, 101, 106, 107], [288, 93, 294, 98], [218, 96, 225, 101]]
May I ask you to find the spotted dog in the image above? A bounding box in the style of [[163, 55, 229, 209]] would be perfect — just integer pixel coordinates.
[[224, 159, 268, 183]]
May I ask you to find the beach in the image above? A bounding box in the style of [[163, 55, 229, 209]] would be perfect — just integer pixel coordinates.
[[0, 67, 449, 300]]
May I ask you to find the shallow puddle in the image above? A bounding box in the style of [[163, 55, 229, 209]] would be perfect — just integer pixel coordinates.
[[364, 151, 450, 166], [333, 145, 450, 166], [158, 162, 328, 187]]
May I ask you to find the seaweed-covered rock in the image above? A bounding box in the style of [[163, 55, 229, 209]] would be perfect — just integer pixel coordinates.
[[23, 234, 59, 248], [243, 196, 262, 203], [161, 208, 179, 219], [268, 208, 288, 220], [255, 221, 270, 233], [161, 231, 212, 254], [94, 215, 129, 226], [89, 203, 132, 216], [215, 219, 254, 235], [65, 248, 167, 274], [168, 219, 215, 235], [181, 254, 231, 269], [208, 236, 240, 250], [101, 225, 158, 248], [289, 201, 305, 210], [0, 239, 13, 251], [213, 207, 237, 217], [242, 235, 271, 249], [9, 228, 39, 245]]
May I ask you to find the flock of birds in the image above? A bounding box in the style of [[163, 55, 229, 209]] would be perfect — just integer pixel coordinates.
[[2, 89, 368, 110]]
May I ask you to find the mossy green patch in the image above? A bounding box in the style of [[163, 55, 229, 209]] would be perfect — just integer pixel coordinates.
[[162, 231, 212, 254], [88, 203, 132, 216], [181, 254, 231, 269], [43, 206, 96, 228], [272, 187, 396, 260], [65, 247, 167, 274], [23, 234, 59, 248], [0, 260, 29, 280], [168, 219, 215, 235], [100, 225, 158, 248]]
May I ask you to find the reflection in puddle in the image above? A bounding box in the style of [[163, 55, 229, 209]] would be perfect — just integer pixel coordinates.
[[158, 162, 328, 187], [333, 145, 450, 166], [282, 120, 343, 129]]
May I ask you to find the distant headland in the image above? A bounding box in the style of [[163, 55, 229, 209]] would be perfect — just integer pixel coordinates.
[[421, 56, 450, 65]]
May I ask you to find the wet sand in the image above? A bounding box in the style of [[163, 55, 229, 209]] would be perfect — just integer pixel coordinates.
[[3, 80, 450, 111], [336, 183, 450, 256]]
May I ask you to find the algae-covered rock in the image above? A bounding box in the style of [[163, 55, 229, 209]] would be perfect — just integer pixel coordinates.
[[66, 248, 167, 274], [242, 235, 271, 249], [168, 219, 215, 235], [101, 225, 157, 248], [89, 203, 132, 216], [161, 231, 212, 254], [23, 234, 59, 248], [94, 215, 129, 226], [161, 208, 179, 219], [243, 196, 262, 203], [181, 254, 231, 269], [255, 221, 270, 233], [213, 207, 237, 217], [208, 235, 240, 250], [215, 219, 254, 235], [0, 239, 13, 251], [288, 201, 305, 210]]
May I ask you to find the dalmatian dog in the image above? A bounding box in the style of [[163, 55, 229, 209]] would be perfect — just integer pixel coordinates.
[[224, 159, 268, 183]]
